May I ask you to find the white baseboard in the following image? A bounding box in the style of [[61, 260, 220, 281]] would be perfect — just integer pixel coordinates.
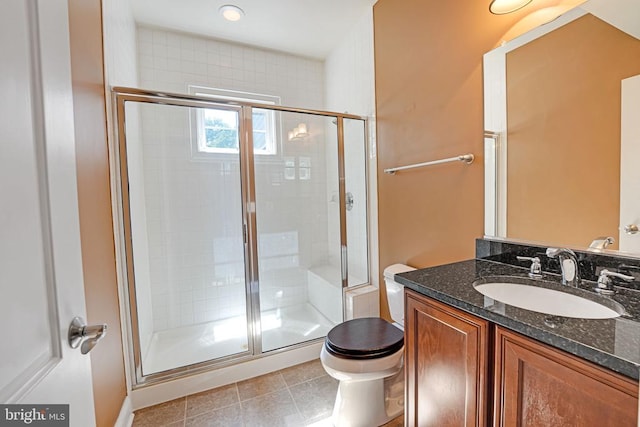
[[114, 395, 134, 427], [131, 341, 322, 410]]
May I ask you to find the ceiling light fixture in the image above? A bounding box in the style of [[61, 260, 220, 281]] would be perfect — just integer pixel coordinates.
[[219, 4, 245, 22], [489, 0, 533, 14]]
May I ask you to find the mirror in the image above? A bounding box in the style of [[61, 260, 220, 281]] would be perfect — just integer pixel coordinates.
[[484, 0, 640, 255]]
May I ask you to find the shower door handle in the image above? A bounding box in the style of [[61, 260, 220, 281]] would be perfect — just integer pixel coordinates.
[[346, 192, 354, 211]]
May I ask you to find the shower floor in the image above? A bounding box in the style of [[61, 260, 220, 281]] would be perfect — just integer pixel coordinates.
[[143, 303, 336, 375]]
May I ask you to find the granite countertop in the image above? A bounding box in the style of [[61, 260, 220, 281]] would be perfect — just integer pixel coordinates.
[[395, 258, 640, 380]]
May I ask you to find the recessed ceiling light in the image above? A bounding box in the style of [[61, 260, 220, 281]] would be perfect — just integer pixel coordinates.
[[489, 0, 533, 14], [219, 4, 245, 22]]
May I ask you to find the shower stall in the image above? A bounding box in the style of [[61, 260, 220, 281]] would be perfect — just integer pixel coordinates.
[[113, 88, 370, 385]]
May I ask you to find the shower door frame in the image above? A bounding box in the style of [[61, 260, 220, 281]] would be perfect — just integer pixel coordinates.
[[112, 87, 370, 387]]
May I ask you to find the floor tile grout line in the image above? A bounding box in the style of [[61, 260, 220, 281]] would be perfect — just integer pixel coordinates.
[[183, 383, 243, 420], [233, 381, 241, 403], [182, 397, 187, 427], [237, 370, 287, 402], [238, 376, 287, 403], [287, 372, 336, 425], [239, 386, 301, 427], [183, 401, 242, 423], [233, 381, 246, 426], [282, 367, 327, 388], [285, 379, 305, 424]]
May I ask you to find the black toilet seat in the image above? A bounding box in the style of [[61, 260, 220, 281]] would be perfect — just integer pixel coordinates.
[[324, 317, 404, 360]]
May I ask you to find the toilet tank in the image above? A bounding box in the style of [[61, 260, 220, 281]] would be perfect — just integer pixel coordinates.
[[383, 264, 416, 326]]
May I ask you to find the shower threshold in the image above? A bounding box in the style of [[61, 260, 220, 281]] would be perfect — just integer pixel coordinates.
[[143, 302, 336, 375]]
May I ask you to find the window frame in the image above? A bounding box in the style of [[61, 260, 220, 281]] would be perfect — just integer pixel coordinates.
[[188, 86, 281, 159]]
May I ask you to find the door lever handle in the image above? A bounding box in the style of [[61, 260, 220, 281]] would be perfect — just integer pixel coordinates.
[[68, 317, 107, 354]]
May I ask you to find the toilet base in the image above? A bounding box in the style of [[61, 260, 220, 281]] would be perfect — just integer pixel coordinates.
[[331, 369, 404, 427]]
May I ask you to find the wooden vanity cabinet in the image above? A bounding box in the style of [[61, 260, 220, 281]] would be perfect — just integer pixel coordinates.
[[494, 326, 638, 427], [405, 289, 490, 427], [405, 290, 639, 427]]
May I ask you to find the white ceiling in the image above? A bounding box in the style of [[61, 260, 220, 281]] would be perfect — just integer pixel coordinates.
[[130, 0, 375, 60]]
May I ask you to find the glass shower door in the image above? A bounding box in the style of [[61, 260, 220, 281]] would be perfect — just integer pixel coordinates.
[[116, 89, 370, 384], [251, 110, 343, 352], [119, 99, 251, 378], [343, 118, 369, 286]]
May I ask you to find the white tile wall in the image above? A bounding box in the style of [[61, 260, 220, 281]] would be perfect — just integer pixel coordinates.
[[325, 8, 375, 118], [324, 8, 377, 286], [101, 0, 158, 359], [137, 26, 325, 109], [103, 0, 138, 87]]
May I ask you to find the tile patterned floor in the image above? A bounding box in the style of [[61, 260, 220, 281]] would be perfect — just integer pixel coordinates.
[[132, 359, 404, 427]]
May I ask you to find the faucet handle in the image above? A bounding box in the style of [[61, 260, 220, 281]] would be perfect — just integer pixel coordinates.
[[545, 247, 576, 258], [516, 256, 543, 278], [588, 236, 615, 251], [596, 269, 635, 295]]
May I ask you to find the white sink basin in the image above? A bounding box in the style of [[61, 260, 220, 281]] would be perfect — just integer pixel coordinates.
[[473, 281, 623, 319]]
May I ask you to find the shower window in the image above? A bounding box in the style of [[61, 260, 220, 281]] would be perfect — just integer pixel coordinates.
[[190, 86, 279, 156], [198, 108, 239, 153]]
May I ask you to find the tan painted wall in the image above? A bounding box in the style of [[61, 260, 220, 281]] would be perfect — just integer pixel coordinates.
[[373, 0, 532, 319], [506, 14, 640, 249], [68, 1, 127, 425]]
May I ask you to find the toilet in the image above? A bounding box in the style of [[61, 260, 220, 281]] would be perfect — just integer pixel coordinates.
[[320, 264, 416, 427]]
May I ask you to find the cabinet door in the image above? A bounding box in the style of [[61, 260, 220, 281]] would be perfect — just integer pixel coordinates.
[[494, 327, 638, 427], [405, 290, 490, 427]]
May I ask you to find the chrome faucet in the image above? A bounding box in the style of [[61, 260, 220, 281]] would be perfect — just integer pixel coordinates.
[[546, 247, 580, 287]]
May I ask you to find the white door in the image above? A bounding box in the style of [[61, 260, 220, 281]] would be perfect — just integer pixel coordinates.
[[0, 0, 95, 425], [619, 74, 640, 253]]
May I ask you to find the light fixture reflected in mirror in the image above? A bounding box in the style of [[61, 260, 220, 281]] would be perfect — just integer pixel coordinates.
[[288, 123, 308, 141], [495, 0, 588, 45], [490, 0, 533, 14]]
